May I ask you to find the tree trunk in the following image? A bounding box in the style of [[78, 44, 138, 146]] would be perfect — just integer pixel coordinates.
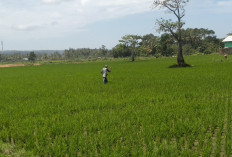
[[131, 47, 135, 62], [177, 23, 185, 66], [177, 41, 185, 66], [132, 53, 135, 61]]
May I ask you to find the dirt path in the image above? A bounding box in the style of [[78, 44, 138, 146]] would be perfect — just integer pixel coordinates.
[[0, 64, 25, 68], [0, 64, 40, 68]]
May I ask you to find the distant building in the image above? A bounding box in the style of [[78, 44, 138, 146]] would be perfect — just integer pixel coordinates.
[[23, 58, 29, 61], [223, 35, 232, 48], [220, 35, 232, 55]]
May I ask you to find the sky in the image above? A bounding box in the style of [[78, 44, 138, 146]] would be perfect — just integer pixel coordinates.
[[0, 0, 232, 50]]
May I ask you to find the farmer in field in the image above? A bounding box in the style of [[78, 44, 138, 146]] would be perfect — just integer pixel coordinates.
[[224, 54, 227, 60], [101, 65, 111, 84]]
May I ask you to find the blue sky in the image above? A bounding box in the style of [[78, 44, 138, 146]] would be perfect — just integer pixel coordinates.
[[0, 0, 232, 50]]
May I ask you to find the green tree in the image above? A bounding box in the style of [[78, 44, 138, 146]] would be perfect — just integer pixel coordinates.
[[135, 46, 153, 57], [119, 35, 141, 61], [181, 28, 222, 54], [112, 44, 131, 58], [28, 51, 36, 62], [41, 53, 48, 61], [140, 34, 158, 55], [50, 52, 62, 60], [157, 33, 175, 56], [98, 45, 108, 56], [153, 0, 189, 66]]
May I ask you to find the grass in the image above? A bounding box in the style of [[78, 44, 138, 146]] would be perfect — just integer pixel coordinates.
[[0, 140, 35, 157], [0, 54, 232, 156]]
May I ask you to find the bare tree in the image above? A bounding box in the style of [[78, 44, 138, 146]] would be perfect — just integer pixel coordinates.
[[153, 0, 189, 66]]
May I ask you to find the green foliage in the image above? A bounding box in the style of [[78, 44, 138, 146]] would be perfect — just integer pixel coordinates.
[[63, 48, 112, 60], [113, 34, 159, 58], [99, 45, 108, 56], [135, 46, 151, 57], [140, 34, 158, 55], [182, 44, 196, 55], [182, 28, 222, 54], [113, 28, 223, 58], [0, 28, 225, 64], [203, 50, 212, 55], [119, 35, 141, 61], [119, 35, 140, 47], [0, 55, 232, 156], [28, 51, 36, 62], [156, 33, 175, 56], [112, 44, 131, 58]]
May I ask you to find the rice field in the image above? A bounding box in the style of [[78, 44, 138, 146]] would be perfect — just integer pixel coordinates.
[[0, 55, 232, 156]]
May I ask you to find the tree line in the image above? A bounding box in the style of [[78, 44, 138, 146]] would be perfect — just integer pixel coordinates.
[[113, 28, 223, 58], [55, 28, 224, 61], [0, 28, 224, 63]]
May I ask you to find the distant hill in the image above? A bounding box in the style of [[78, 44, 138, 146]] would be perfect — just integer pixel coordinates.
[[0, 50, 65, 55]]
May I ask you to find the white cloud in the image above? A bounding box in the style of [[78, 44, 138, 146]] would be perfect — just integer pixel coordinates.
[[1, 0, 230, 36], [42, 0, 73, 4], [0, 0, 231, 50], [43, 0, 57, 3], [0, 0, 153, 33], [80, 0, 90, 5], [0, 0, 154, 48], [76, 0, 153, 23], [12, 24, 43, 31]]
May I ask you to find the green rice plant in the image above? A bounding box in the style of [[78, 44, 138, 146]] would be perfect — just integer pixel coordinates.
[[0, 54, 232, 156]]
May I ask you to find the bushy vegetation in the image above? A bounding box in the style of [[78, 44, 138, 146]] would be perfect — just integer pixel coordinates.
[[0, 28, 224, 64], [112, 28, 223, 58], [0, 54, 232, 156], [63, 28, 223, 61]]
